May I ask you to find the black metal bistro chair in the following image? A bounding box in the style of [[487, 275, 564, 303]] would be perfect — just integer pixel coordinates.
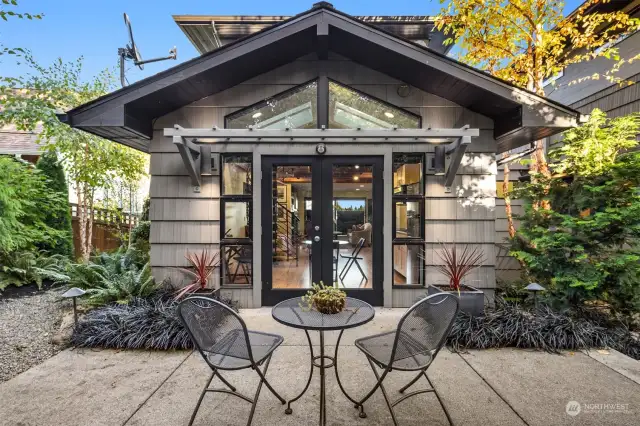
[[338, 237, 367, 284], [177, 297, 286, 426], [353, 293, 459, 425]]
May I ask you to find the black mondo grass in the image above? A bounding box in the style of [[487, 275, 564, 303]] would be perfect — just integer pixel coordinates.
[[446, 299, 640, 360], [70, 294, 238, 350]]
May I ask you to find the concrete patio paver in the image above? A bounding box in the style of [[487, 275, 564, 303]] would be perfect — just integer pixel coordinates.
[[0, 349, 190, 426], [587, 348, 640, 385], [460, 349, 640, 426], [1, 308, 638, 426], [427, 350, 526, 426]]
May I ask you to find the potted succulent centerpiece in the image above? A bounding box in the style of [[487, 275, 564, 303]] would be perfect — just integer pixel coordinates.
[[301, 282, 347, 314], [425, 243, 486, 316]]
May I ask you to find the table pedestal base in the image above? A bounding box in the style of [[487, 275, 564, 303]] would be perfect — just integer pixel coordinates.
[[285, 329, 360, 426]]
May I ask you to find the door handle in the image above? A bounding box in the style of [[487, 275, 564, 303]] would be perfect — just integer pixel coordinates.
[[313, 236, 320, 242]]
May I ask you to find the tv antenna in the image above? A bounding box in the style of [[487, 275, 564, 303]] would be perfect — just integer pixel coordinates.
[[118, 13, 177, 87]]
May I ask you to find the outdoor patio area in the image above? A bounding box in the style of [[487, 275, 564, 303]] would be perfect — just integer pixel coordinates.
[[1, 308, 638, 426]]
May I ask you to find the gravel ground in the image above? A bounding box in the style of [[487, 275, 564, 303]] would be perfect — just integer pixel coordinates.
[[0, 288, 67, 382]]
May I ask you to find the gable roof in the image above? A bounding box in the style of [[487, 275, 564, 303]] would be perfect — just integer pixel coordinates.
[[174, 14, 453, 55], [0, 124, 43, 155], [59, 2, 581, 153]]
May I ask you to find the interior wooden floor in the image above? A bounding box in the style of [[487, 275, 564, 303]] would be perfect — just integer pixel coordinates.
[[272, 245, 373, 289]]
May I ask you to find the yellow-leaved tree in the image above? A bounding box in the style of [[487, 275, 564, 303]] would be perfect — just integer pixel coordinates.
[[435, 0, 640, 235]]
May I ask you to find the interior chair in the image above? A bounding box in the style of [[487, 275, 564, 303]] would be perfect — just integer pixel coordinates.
[[177, 297, 286, 426], [232, 246, 252, 284], [353, 293, 459, 425], [348, 223, 372, 246], [339, 237, 367, 284]]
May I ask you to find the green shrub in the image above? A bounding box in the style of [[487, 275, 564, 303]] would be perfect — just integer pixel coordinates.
[[0, 157, 68, 253], [510, 110, 640, 316], [67, 248, 157, 306], [128, 221, 150, 268], [36, 153, 73, 257], [0, 250, 70, 291], [140, 197, 150, 221]]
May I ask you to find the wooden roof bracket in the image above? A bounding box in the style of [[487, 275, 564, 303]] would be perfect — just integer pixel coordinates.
[[443, 135, 471, 193], [173, 125, 205, 191]]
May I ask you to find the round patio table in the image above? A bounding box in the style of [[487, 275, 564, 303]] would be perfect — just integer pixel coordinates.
[[272, 296, 375, 426]]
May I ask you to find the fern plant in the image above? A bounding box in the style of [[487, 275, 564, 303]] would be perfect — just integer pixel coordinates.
[[0, 250, 70, 291], [67, 249, 157, 306]]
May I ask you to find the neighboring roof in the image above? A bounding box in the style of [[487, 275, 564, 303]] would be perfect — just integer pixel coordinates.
[[174, 14, 454, 55], [0, 125, 43, 155], [59, 2, 581, 154], [564, 0, 639, 23]]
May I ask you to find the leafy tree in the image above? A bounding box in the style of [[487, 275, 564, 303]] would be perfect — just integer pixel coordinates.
[[1, 0, 43, 56], [36, 152, 73, 256], [0, 156, 66, 253], [510, 110, 640, 315], [435, 0, 640, 228], [0, 54, 148, 261]]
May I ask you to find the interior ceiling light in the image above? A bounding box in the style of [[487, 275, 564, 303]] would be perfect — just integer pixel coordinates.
[[252, 112, 262, 119], [354, 165, 360, 169], [353, 175, 359, 181], [384, 112, 394, 118]]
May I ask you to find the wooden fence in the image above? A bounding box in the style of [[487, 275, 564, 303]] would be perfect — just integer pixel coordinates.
[[70, 203, 139, 254]]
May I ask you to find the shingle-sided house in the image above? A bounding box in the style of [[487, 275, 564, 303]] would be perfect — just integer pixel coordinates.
[[59, 2, 581, 308]]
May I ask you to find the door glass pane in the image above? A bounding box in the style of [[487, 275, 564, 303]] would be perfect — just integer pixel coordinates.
[[224, 201, 250, 239], [393, 244, 424, 286], [271, 165, 312, 289], [221, 245, 252, 286], [226, 81, 318, 129], [393, 153, 423, 195], [328, 81, 420, 129], [395, 200, 422, 239], [333, 163, 373, 288], [222, 155, 252, 195]]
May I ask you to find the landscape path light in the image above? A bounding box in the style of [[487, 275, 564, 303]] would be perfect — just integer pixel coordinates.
[[525, 283, 545, 308], [61, 287, 86, 327]]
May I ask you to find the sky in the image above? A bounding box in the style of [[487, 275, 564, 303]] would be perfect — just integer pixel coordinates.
[[1, 0, 585, 84]]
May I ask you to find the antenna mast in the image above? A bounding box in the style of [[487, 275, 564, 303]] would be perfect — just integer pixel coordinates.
[[119, 13, 177, 87]]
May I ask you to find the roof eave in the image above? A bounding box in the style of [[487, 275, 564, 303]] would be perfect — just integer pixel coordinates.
[[60, 3, 580, 154]]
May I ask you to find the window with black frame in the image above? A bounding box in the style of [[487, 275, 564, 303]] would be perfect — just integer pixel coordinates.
[[221, 154, 253, 287], [393, 153, 425, 287]]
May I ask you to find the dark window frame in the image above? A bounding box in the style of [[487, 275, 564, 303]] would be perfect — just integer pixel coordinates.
[[327, 78, 422, 128], [220, 244, 253, 289], [223, 78, 421, 130], [220, 154, 253, 289], [392, 240, 426, 289], [224, 78, 319, 129], [392, 153, 426, 288]]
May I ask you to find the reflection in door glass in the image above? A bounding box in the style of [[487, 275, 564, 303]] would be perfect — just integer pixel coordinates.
[[333, 164, 373, 288], [271, 165, 312, 289]]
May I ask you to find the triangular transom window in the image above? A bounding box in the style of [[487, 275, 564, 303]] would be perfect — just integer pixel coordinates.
[[328, 80, 420, 129], [226, 81, 318, 130], [225, 79, 421, 130]]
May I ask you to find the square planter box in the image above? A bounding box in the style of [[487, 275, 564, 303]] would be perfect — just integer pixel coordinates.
[[424, 284, 485, 317]]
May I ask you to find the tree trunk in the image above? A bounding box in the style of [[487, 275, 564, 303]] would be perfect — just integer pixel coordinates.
[[531, 139, 552, 210], [502, 155, 516, 238], [77, 183, 89, 262], [86, 189, 94, 259]]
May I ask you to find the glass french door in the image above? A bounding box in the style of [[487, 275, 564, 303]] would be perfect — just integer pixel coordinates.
[[261, 156, 383, 305]]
